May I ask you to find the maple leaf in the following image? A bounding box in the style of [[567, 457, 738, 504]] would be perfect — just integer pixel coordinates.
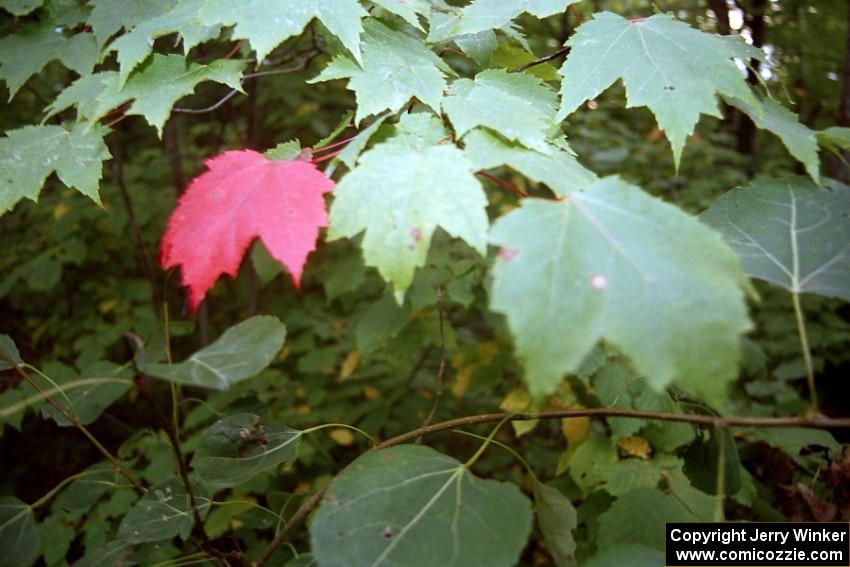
[[160, 150, 334, 309]]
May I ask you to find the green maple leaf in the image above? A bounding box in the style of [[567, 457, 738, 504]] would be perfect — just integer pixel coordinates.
[[727, 97, 820, 182], [87, 0, 176, 46], [199, 0, 366, 64], [312, 19, 451, 122], [557, 12, 757, 167], [0, 0, 41, 16], [444, 68, 559, 153], [329, 114, 488, 302], [489, 177, 752, 400], [0, 20, 97, 100], [701, 177, 850, 302], [0, 124, 110, 214], [371, 0, 429, 31], [108, 0, 221, 87], [46, 55, 244, 135], [463, 130, 597, 197], [450, 0, 576, 36]]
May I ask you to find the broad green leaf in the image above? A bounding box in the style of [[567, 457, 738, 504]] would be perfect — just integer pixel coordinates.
[[329, 115, 488, 301], [0, 335, 21, 370], [39, 516, 75, 566], [199, 0, 366, 64], [745, 427, 839, 465], [89, 55, 244, 135], [682, 430, 741, 496], [70, 540, 135, 567], [312, 19, 450, 122], [371, 0, 429, 30], [108, 0, 221, 87], [336, 112, 391, 168], [817, 126, 850, 154], [0, 0, 40, 16], [489, 177, 751, 399], [310, 445, 533, 567], [192, 413, 301, 489], [441, 0, 575, 37], [0, 497, 40, 567], [463, 129, 596, 197], [557, 12, 757, 167], [0, 124, 111, 214], [444, 69, 558, 153], [593, 457, 681, 496], [490, 44, 560, 81], [118, 476, 210, 544], [727, 97, 820, 182], [40, 361, 133, 426], [584, 544, 664, 567], [355, 293, 410, 353], [87, 0, 175, 46], [597, 486, 708, 550], [54, 462, 118, 513], [534, 481, 577, 567], [0, 20, 97, 99], [42, 72, 105, 123], [701, 177, 850, 301], [147, 316, 285, 389]]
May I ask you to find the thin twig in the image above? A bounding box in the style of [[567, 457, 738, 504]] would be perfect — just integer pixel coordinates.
[[512, 45, 571, 73], [173, 53, 320, 115], [254, 489, 326, 567], [0, 350, 145, 492], [373, 409, 850, 450], [477, 171, 528, 197]]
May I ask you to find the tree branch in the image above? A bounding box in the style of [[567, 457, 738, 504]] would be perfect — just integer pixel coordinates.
[[512, 45, 570, 73]]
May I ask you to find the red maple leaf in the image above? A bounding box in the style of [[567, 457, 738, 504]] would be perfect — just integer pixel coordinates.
[[160, 150, 335, 309]]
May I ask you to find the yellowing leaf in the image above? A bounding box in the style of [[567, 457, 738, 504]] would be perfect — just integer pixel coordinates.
[[53, 202, 70, 219], [561, 416, 589, 446], [500, 388, 537, 437], [329, 428, 355, 446], [339, 351, 360, 381], [363, 385, 381, 400], [617, 436, 652, 460]]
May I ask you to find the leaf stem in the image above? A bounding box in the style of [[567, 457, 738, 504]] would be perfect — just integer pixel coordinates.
[[0, 351, 145, 493], [792, 291, 819, 413], [302, 423, 377, 445]]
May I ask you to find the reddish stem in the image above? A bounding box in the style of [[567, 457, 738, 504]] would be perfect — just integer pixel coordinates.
[[476, 171, 528, 197], [311, 149, 342, 164], [312, 133, 357, 154]]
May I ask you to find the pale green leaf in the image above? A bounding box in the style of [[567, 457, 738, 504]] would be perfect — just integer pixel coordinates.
[[463, 129, 596, 197], [489, 177, 751, 399], [557, 12, 757, 167], [54, 462, 118, 513], [701, 177, 850, 301], [745, 427, 839, 465], [597, 487, 707, 550], [192, 413, 301, 489], [310, 445, 533, 567], [0, 0, 41, 16], [118, 476, 210, 544], [447, 0, 575, 37], [336, 112, 391, 168], [42, 72, 105, 123], [40, 361, 133, 426], [70, 540, 134, 567], [87, 0, 175, 46], [146, 315, 286, 389], [0, 21, 97, 99], [727, 97, 820, 182], [533, 481, 577, 567], [444, 69, 558, 153], [199, 0, 366, 64], [91, 55, 244, 135], [0, 497, 39, 567], [312, 19, 450, 122], [329, 114, 488, 301], [0, 335, 21, 370], [817, 126, 850, 154], [0, 124, 110, 214], [371, 0, 429, 30], [108, 0, 221, 87]]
